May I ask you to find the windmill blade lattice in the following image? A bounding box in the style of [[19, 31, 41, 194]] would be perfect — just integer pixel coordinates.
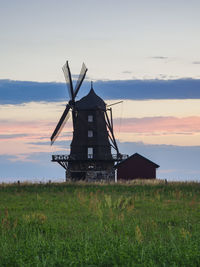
[[51, 61, 87, 145], [62, 61, 74, 101], [74, 63, 88, 97], [51, 104, 71, 145]]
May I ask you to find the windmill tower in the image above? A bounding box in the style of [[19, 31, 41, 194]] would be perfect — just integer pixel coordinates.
[[51, 61, 127, 181]]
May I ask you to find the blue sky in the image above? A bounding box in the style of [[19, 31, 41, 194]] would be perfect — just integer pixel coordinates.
[[0, 0, 200, 182]]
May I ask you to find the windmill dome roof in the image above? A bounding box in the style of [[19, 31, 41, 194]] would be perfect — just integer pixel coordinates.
[[75, 88, 106, 110]]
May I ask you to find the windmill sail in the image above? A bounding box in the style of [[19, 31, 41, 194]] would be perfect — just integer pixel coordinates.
[[62, 61, 74, 101], [51, 104, 71, 145], [51, 61, 87, 145], [74, 63, 88, 97]]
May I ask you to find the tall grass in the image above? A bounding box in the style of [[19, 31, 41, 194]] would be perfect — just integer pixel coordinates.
[[0, 181, 199, 266]]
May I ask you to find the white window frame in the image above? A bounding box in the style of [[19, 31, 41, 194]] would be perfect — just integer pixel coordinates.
[[88, 130, 93, 138], [88, 115, 93, 122], [88, 147, 93, 159]]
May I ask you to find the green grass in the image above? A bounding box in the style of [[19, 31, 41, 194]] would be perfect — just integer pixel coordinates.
[[0, 181, 199, 266]]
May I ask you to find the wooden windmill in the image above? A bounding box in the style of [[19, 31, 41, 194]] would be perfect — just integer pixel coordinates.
[[51, 61, 127, 181]]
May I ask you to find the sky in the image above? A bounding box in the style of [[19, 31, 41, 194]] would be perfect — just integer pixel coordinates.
[[0, 0, 200, 182]]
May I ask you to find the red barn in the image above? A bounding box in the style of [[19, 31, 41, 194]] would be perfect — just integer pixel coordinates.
[[115, 153, 159, 180]]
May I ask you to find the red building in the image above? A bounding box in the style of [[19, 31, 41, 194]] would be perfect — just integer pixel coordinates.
[[115, 153, 159, 180]]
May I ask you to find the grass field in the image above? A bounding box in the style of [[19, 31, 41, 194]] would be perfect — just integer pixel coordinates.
[[0, 181, 199, 266]]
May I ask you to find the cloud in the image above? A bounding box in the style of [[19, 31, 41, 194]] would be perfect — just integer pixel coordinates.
[[0, 79, 68, 104], [114, 116, 200, 134], [0, 119, 73, 144], [96, 78, 200, 100], [122, 71, 132, 74], [28, 140, 71, 150], [1, 78, 200, 104], [151, 56, 168, 59], [158, 74, 168, 79], [0, 134, 28, 139], [0, 120, 52, 138]]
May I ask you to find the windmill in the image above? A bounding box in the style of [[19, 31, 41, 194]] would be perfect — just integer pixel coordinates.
[[51, 61, 127, 181]]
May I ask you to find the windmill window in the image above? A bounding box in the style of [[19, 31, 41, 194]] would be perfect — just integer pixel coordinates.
[[88, 130, 93, 137], [88, 115, 93, 122], [88, 165, 94, 169], [88, 147, 93, 159]]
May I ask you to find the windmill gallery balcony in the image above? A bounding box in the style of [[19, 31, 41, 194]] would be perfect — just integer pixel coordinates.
[[52, 154, 128, 162]]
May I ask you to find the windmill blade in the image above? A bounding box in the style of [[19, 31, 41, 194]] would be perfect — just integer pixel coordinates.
[[74, 62, 88, 97], [51, 104, 71, 145], [62, 61, 74, 101], [106, 101, 123, 107], [104, 110, 119, 155]]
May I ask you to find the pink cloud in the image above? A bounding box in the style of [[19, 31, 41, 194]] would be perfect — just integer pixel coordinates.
[[1, 116, 200, 144], [0, 120, 73, 142], [1, 116, 200, 159], [0, 119, 73, 158], [114, 116, 200, 134]]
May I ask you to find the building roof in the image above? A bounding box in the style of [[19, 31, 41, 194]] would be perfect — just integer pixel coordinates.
[[115, 153, 160, 168], [75, 88, 106, 110]]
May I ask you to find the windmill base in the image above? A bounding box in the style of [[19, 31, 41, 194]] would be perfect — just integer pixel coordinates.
[[66, 169, 115, 182], [51, 155, 123, 182]]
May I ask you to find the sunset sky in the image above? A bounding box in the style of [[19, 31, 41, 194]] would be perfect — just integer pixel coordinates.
[[0, 0, 200, 182]]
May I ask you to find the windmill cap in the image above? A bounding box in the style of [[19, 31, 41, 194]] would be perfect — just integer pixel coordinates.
[[75, 88, 106, 110]]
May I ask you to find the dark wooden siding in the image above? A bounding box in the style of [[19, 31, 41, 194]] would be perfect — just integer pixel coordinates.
[[117, 156, 157, 180], [70, 109, 112, 160]]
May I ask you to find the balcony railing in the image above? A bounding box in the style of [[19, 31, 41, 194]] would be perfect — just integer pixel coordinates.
[[52, 153, 128, 162]]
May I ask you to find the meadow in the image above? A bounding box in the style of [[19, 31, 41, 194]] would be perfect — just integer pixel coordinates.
[[0, 181, 199, 266]]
